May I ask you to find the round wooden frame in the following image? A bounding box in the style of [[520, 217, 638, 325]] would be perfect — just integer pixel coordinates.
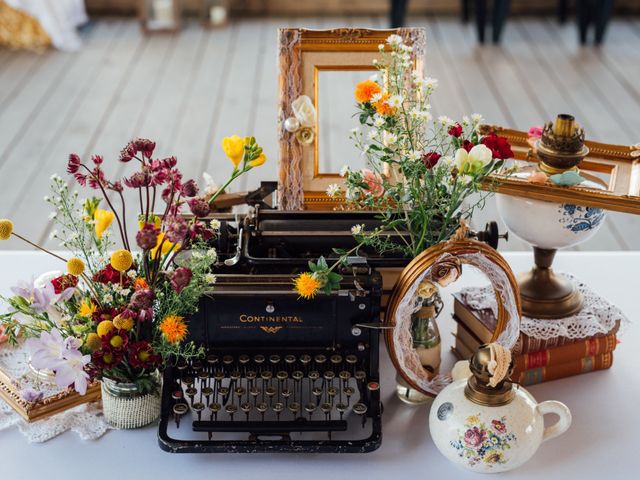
[[384, 239, 521, 397]]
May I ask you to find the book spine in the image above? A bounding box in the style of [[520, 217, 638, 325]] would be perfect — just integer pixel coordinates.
[[514, 334, 617, 371], [513, 322, 621, 355], [515, 352, 614, 386]]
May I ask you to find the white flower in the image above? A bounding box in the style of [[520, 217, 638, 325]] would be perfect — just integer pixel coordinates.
[[120, 288, 131, 297], [202, 172, 218, 197], [438, 115, 454, 126], [371, 93, 383, 104], [326, 184, 341, 197], [367, 130, 378, 141], [382, 131, 398, 147], [207, 248, 218, 261], [205, 274, 217, 284], [48, 212, 57, 220], [372, 59, 379, 65], [102, 294, 113, 304], [350, 127, 360, 135], [210, 219, 221, 230], [49, 230, 58, 240], [351, 224, 365, 235], [192, 251, 204, 259], [471, 113, 484, 124], [127, 270, 137, 279], [43, 196, 50, 202], [50, 174, 61, 181], [407, 150, 422, 161], [455, 144, 493, 173], [291, 95, 316, 128], [378, 43, 385, 51], [388, 95, 404, 108], [340, 165, 351, 177], [386, 34, 403, 47], [442, 155, 455, 167], [424, 77, 439, 90], [462, 115, 470, 126], [400, 44, 414, 53], [373, 115, 385, 128]]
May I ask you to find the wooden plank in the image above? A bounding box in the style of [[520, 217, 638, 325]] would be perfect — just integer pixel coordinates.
[[0, 51, 41, 109]]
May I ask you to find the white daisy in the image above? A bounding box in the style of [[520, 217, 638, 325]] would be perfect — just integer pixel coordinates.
[[438, 115, 454, 126], [371, 93, 383, 104], [373, 115, 385, 128], [408, 150, 422, 161], [326, 184, 341, 197], [207, 248, 217, 260], [382, 131, 398, 147], [103, 294, 113, 304], [127, 270, 137, 279], [210, 219, 221, 230], [424, 77, 439, 90], [386, 34, 403, 47], [205, 274, 217, 284], [120, 288, 131, 297], [351, 224, 364, 235], [367, 130, 378, 141], [388, 95, 404, 108], [471, 113, 484, 124]]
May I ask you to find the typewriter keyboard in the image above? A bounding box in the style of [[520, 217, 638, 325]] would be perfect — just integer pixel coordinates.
[[159, 351, 382, 453]]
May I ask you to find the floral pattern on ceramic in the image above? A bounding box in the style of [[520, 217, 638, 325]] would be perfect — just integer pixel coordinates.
[[558, 204, 605, 233], [450, 415, 517, 468]]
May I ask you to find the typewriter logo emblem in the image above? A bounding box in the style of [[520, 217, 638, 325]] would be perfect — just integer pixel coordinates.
[[259, 326, 284, 334]]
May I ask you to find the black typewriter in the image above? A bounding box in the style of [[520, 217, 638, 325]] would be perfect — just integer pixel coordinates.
[[158, 206, 408, 454], [158, 192, 506, 453]]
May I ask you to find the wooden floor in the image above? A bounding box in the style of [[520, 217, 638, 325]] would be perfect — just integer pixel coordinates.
[[1, 16, 639, 252]]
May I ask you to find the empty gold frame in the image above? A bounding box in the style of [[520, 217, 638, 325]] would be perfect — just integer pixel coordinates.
[[483, 126, 640, 214], [277, 27, 426, 210]]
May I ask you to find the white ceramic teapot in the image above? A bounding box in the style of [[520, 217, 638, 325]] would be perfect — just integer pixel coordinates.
[[429, 344, 571, 473]]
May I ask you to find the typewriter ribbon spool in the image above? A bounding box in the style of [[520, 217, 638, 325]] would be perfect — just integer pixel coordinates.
[[385, 239, 521, 397]]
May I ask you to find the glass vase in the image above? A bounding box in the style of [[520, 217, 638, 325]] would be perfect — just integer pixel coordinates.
[[100, 372, 161, 429]]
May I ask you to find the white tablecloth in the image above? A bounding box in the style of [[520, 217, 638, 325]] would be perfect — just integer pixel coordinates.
[[6, 0, 87, 51], [0, 251, 638, 480]]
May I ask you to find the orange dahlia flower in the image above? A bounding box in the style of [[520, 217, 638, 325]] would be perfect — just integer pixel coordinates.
[[373, 92, 396, 117], [159, 315, 188, 344], [354, 80, 382, 104]]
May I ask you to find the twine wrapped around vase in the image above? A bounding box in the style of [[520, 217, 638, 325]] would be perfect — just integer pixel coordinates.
[[101, 375, 161, 429]]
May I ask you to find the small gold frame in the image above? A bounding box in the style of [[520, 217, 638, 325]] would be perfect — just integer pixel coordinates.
[[483, 126, 640, 215], [0, 343, 101, 422], [277, 27, 426, 211]]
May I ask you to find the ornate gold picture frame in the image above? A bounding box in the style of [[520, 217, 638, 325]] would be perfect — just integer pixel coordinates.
[[277, 27, 426, 211], [483, 126, 640, 214]]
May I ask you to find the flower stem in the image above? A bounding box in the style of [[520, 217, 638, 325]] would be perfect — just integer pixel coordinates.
[[11, 232, 67, 263]]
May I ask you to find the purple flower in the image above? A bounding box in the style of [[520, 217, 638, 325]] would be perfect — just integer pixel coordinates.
[[25, 329, 66, 371], [129, 289, 155, 310], [181, 179, 199, 198], [10, 277, 35, 298], [54, 348, 91, 395], [20, 388, 43, 403], [136, 223, 159, 250], [31, 283, 55, 313], [188, 198, 211, 218], [170, 267, 192, 293], [164, 215, 188, 243], [464, 427, 487, 447]]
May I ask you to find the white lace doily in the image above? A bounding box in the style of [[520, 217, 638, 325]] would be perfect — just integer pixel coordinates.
[[0, 342, 110, 443], [460, 273, 630, 341]]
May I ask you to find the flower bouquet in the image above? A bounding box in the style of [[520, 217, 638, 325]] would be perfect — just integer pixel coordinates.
[[0, 136, 266, 428], [294, 34, 514, 298]]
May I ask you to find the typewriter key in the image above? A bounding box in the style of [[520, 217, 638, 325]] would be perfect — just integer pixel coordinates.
[[177, 360, 188, 371], [346, 355, 358, 365], [321, 402, 332, 418], [246, 370, 257, 381], [193, 402, 205, 421], [222, 355, 234, 366], [355, 370, 367, 382], [304, 402, 317, 419], [367, 381, 380, 392], [241, 402, 252, 420], [171, 390, 183, 401], [314, 354, 327, 365], [353, 403, 368, 415], [183, 376, 195, 387], [273, 402, 284, 420], [281, 389, 292, 400], [257, 402, 268, 421], [323, 371, 335, 381], [260, 370, 272, 381], [312, 387, 323, 399], [239, 354, 250, 365], [292, 370, 304, 381], [254, 354, 265, 365], [225, 404, 238, 419], [289, 402, 301, 416], [344, 387, 355, 405], [210, 402, 221, 421], [192, 360, 203, 372], [276, 370, 288, 381], [213, 371, 224, 382], [185, 387, 197, 406], [269, 354, 281, 365], [284, 354, 296, 365], [235, 386, 246, 398], [198, 371, 209, 382], [218, 387, 230, 402], [339, 371, 351, 381], [202, 386, 213, 401], [206, 354, 219, 365], [308, 371, 320, 381], [327, 387, 338, 398], [336, 403, 347, 419], [230, 370, 241, 381], [172, 403, 189, 428], [330, 355, 342, 365], [300, 354, 311, 365], [249, 387, 261, 405], [265, 386, 277, 397]]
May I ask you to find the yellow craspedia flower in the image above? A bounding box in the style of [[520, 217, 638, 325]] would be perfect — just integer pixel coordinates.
[[94, 209, 114, 239], [150, 232, 179, 258], [221, 135, 246, 167], [293, 272, 322, 300], [113, 314, 134, 331], [110, 249, 133, 272], [85, 333, 101, 352], [67, 257, 85, 276], [97, 320, 114, 337], [0, 219, 13, 240], [79, 300, 96, 317], [249, 153, 266, 168], [159, 315, 188, 344]]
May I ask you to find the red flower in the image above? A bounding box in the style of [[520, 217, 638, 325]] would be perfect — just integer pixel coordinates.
[[101, 329, 129, 352], [422, 151, 441, 169], [462, 139, 474, 152], [92, 346, 123, 369], [188, 198, 211, 218], [93, 264, 131, 286], [464, 426, 487, 447], [481, 132, 513, 160], [448, 123, 463, 137], [128, 341, 161, 369], [50, 274, 78, 294], [92, 307, 119, 324], [491, 419, 507, 433], [181, 179, 199, 198], [171, 267, 192, 294], [67, 154, 81, 174]]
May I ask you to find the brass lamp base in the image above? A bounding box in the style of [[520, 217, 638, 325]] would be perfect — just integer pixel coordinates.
[[518, 247, 584, 319]]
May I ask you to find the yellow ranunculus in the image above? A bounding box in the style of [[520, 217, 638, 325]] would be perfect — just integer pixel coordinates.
[[94, 208, 114, 239], [150, 232, 180, 258], [221, 135, 246, 167], [249, 153, 266, 168]]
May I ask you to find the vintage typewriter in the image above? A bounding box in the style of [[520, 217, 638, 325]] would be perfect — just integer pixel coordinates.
[[158, 187, 506, 453]]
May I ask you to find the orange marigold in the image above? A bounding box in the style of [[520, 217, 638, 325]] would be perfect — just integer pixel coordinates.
[[159, 315, 188, 344], [354, 80, 382, 104], [293, 272, 322, 300], [134, 278, 149, 290], [373, 92, 396, 117]]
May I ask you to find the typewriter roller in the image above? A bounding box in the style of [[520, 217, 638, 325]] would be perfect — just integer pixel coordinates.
[[158, 269, 384, 453]]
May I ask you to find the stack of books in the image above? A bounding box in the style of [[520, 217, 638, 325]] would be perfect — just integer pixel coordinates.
[[452, 292, 619, 386]]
